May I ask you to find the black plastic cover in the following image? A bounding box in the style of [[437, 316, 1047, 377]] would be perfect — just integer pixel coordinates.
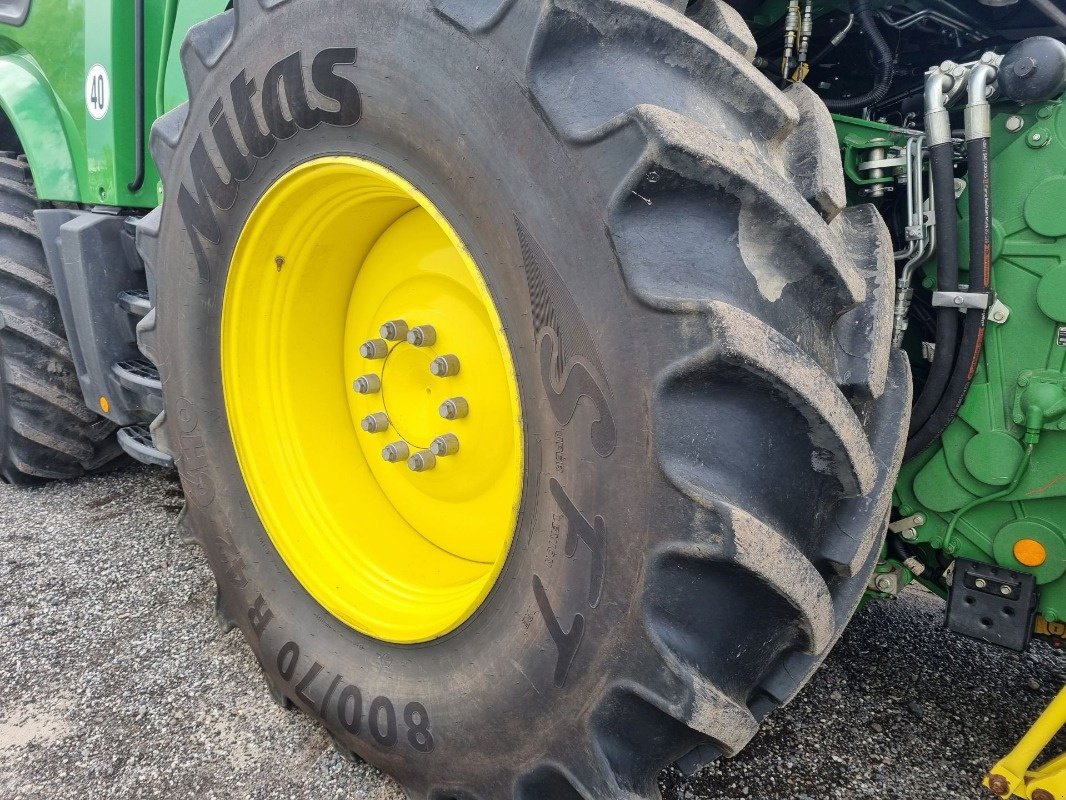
[[35, 209, 152, 426], [946, 557, 1037, 652], [999, 36, 1066, 104]]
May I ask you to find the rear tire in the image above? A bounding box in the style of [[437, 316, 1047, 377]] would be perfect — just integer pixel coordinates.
[[0, 155, 119, 484], [141, 1, 910, 797]]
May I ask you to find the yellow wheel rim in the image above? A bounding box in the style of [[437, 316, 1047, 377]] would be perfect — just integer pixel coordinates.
[[222, 157, 523, 643]]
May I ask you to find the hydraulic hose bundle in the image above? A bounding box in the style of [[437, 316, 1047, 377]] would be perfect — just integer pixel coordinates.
[[907, 63, 996, 458], [905, 68, 964, 451], [824, 0, 894, 111]]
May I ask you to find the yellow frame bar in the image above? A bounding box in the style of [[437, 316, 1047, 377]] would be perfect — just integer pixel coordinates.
[[985, 687, 1066, 799]]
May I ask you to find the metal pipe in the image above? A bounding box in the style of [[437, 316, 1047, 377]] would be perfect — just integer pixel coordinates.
[[965, 61, 999, 142], [924, 68, 955, 147], [1028, 0, 1066, 33]]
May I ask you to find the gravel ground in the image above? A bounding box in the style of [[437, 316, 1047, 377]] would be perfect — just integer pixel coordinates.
[[0, 464, 1062, 800]]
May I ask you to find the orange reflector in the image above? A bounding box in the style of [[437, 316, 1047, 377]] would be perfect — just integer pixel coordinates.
[[1014, 538, 1047, 567], [99, 395, 111, 414]]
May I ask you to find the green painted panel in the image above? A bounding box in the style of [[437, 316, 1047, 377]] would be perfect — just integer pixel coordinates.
[[0, 0, 225, 207]]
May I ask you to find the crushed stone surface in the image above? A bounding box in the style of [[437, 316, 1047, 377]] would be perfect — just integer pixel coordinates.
[[0, 465, 1061, 799]]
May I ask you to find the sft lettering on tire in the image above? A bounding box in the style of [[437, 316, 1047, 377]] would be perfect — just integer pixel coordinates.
[[515, 216, 613, 688]]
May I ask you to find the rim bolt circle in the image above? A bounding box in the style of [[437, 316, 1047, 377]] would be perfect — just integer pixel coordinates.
[[439, 397, 470, 420], [407, 325, 437, 347], [431, 433, 460, 457], [382, 441, 410, 462], [360, 339, 389, 359], [430, 354, 461, 377], [360, 412, 389, 433], [380, 320, 409, 341], [353, 374, 382, 394], [408, 449, 437, 472]]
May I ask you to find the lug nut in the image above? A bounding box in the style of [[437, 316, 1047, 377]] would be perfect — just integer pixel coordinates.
[[380, 319, 409, 341], [353, 374, 381, 394], [975, 578, 988, 589], [999, 585, 1012, 596], [360, 412, 389, 433], [439, 397, 470, 420], [382, 441, 410, 463], [407, 325, 437, 347], [430, 354, 461, 377], [408, 449, 437, 472], [431, 433, 460, 457], [360, 339, 389, 359]]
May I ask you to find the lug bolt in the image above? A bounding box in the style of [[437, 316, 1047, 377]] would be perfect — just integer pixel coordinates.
[[1005, 115, 1024, 133], [353, 374, 382, 394], [439, 397, 470, 420], [407, 325, 437, 347], [1000, 585, 1012, 596], [874, 574, 894, 593], [975, 578, 988, 589], [901, 527, 918, 541], [360, 412, 389, 433], [380, 319, 409, 341], [430, 354, 461, 377], [408, 449, 437, 472], [431, 433, 460, 457], [360, 339, 389, 359], [382, 441, 410, 463]]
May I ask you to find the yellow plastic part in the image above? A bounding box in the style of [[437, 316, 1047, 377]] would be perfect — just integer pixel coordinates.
[[985, 686, 1066, 799], [222, 156, 523, 644]]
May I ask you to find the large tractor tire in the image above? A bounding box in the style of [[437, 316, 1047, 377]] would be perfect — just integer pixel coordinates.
[[139, 1, 909, 797], [0, 155, 119, 484]]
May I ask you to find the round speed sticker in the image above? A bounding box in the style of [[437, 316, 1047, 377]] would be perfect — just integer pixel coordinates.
[[85, 64, 110, 120]]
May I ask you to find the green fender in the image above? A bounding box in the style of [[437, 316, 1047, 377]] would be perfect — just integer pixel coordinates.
[[0, 49, 82, 200]]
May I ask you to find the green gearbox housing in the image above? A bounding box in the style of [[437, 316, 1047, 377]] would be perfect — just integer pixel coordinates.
[[893, 99, 1066, 624]]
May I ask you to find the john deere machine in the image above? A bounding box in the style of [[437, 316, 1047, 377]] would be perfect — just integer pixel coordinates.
[[1, 0, 1064, 796]]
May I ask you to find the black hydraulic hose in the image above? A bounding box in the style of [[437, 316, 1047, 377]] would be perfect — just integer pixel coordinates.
[[906, 137, 992, 458], [906, 141, 960, 439], [887, 534, 910, 563], [823, 0, 895, 111], [128, 0, 146, 193]]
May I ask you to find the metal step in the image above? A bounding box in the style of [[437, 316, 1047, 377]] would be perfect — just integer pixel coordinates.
[[117, 424, 173, 468], [111, 358, 163, 416], [117, 288, 151, 318]]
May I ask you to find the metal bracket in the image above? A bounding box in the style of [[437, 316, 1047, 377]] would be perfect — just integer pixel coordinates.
[[868, 567, 904, 596], [888, 513, 925, 533], [932, 290, 992, 310], [989, 298, 1011, 324], [889, 512, 924, 542]]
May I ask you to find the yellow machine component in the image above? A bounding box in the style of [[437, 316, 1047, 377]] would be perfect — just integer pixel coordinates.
[[985, 687, 1066, 800], [222, 156, 523, 644]]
